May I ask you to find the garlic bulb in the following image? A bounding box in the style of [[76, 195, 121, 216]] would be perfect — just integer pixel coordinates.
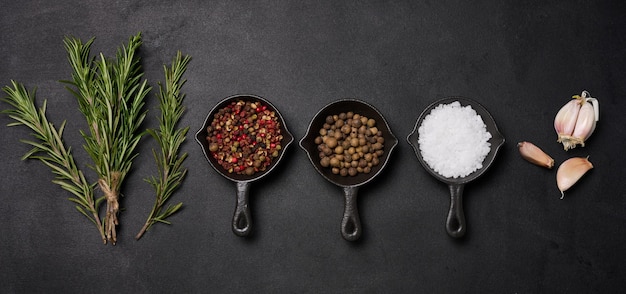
[[556, 157, 593, 199], [517, 141, 554, 169], [554, 91, 599, 151]]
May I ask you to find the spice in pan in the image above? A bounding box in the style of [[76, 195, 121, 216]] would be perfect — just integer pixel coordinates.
[[315, 112, 384, 176], [205, 100, 283, 175], [418, 101, 491, 178]]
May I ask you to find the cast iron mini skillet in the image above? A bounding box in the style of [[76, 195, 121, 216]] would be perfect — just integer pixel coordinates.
[[407, 97, 504, 238], [300, 99, 398, 241], [195, 94, 294, 237]]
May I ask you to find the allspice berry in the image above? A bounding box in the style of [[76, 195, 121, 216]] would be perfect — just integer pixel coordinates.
[[325, 137, 338, 149]]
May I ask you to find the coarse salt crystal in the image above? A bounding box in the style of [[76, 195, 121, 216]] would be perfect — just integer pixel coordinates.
[[418, 101, 491, 178]]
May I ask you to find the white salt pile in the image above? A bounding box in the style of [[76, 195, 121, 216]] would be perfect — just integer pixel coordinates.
[[418, 101, 492, 178]]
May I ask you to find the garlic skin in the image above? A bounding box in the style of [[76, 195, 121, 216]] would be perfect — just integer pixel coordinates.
[[517, 141, 554, 169], [554, 91, 600, 151], [556, 157, 593, 199]]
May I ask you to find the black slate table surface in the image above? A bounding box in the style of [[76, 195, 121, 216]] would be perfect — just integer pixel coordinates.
[[1, 1, 625, 293]]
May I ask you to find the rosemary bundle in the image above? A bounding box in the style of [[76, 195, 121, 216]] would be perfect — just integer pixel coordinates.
[[136, 51, 191, 240], [2, 33, 190, 245], [62, 33, 150, 244]]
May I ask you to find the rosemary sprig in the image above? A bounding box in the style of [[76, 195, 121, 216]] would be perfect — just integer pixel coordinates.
[[2, 81, 106, 243], [63, 33, 150, 244], [136, 51, 191, 240]]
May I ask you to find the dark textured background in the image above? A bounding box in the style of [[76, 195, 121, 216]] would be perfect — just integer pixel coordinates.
[[1, 1, 625, 293]]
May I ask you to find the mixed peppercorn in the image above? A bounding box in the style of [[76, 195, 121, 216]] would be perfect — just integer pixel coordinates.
[[315, 112, 384, 176], [205, 100, 283, 176]]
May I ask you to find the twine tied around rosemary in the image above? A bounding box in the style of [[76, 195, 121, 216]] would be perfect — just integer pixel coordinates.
[[98, 171, 121, 245]]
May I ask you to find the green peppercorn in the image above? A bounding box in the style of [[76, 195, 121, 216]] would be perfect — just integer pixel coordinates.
[[209, 142, 219, 152]]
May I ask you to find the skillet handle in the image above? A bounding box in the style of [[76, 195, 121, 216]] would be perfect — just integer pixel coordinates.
[[233, 181, 252, 237], [446, 184, 466, 238], [341, 186, 361, 241]]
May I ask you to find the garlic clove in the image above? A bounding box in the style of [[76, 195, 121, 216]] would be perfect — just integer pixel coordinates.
[[571, 100, 597, 146], [554, 98, 582, 147], [556, 156, 593, 199], [517, 141, 554, 169]]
